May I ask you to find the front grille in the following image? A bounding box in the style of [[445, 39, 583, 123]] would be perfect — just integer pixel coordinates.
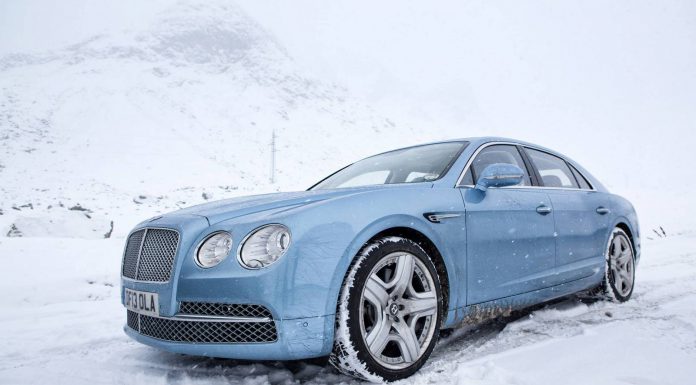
[[121, 228, 179, 282], [122, 230, 143, 279], [179, 302, 273, 319], [126, 310, 278, 343]]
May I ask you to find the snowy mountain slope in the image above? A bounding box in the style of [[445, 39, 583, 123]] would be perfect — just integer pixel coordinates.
[[1, 233, 694, 385], [0, 0, 417, 237]]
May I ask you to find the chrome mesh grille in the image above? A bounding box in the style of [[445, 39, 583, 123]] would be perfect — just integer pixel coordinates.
[[122, 230, 144, 279], [126, 310, 277, 343], [136, 229, 179, 281], [121, 228, 179, 282], [179, 302, 273, 319], [127, 308, 140, 330]]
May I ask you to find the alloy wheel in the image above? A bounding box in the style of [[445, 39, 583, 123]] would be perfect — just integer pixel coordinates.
[[609, 233, 635, 297], [358, 251, 438, 369]]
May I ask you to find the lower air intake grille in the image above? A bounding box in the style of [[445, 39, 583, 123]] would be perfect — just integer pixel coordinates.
[[127, 309, 140, 330], [126, 311, 277, 343]]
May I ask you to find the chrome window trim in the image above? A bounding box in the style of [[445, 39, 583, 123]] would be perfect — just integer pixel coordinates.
[[454, 141, 597, 191], [458, 184, 599, 192], [121, 226, 181, 284]]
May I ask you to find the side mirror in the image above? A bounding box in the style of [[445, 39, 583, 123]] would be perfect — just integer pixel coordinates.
[[475, 163, 525, 191]]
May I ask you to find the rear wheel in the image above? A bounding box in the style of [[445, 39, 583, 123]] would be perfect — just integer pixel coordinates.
[[329, 237, 443, 382], [603, 228, 636, 302]]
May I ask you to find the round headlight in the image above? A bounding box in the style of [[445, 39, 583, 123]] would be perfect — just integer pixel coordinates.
[[238, 224, 291, 269], [195, 232, 233, 268]]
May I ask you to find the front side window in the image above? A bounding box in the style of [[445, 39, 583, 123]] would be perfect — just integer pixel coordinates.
[[460, 144, 531, 186], [311, 142, 467, 190], [525, 148, 578, 188]]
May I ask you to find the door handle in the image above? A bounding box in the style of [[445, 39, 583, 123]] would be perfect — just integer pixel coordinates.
[[596, 207, 611, 215], [536, 205, 552, 215]]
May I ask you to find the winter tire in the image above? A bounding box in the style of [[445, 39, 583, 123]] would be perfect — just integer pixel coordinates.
[[329, 236, 443, 382], [603, 228, 636, 302]]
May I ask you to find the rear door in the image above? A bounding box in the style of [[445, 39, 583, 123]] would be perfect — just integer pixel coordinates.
[[460, 144, 557, 304], [523, 148, 610, 283]]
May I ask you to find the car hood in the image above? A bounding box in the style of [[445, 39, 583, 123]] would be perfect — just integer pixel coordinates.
[[171, 184, 430, 225]]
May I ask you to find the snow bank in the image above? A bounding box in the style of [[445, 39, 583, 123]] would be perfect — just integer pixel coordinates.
[[4, 207, 112, 239]]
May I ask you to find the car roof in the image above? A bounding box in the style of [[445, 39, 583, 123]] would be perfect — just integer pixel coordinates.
[[418, 136, 562, 157], [374, 137, 561, 159], [424, 136, 540, 148]]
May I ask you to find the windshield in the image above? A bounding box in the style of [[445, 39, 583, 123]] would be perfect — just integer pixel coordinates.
[[311, 141, 468, 190]]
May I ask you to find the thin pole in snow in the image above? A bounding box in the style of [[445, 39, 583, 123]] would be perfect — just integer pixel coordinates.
[[270, 130, 276, 184]]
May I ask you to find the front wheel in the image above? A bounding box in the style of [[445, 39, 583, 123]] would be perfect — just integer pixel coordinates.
[[329, 237, 443, 382], [602, 228, 636, 302]]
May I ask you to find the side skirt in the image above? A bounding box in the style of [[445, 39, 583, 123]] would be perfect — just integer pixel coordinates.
[[443, 269, 603, 328]]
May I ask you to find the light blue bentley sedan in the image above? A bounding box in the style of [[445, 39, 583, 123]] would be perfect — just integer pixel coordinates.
[[121, 137, 639, 381]]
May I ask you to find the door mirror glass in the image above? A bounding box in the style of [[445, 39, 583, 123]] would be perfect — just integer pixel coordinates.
[[475, 163, 525, 191]]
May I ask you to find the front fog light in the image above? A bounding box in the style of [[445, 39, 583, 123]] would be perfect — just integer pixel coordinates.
[[196, 232, 233, 268], [239, 224, 291, 269]]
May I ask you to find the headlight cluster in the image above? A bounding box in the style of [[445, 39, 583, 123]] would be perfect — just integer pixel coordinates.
[[195, 231, 233, 268], [238, 224, 291, 269], [195, 224, 291, 269]]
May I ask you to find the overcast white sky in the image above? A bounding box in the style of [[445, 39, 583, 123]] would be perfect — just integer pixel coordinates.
[[234, 0, 696, 191]]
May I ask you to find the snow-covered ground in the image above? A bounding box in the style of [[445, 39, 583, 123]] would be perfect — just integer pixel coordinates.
[[1, 232, 695, 385]]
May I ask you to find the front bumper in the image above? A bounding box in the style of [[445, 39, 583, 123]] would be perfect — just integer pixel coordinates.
[[120, 213, 347, 360]]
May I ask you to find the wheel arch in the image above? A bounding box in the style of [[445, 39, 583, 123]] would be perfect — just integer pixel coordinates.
[[362, 227, 450, 316], [612, 219, 640, 262], [615, 222, 633, 245], [326, 215, 455, 327]]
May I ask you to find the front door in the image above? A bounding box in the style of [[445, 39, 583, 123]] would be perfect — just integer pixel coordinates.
[[462, 188, 557, 304], [459, 144, 557, 305]]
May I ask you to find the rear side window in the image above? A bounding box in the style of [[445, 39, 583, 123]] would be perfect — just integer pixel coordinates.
[[525, 148, 579, 188], [570, 165, 593, 190], [462, 144, 532, 186]]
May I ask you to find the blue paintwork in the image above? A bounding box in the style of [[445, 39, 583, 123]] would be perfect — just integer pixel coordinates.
[[462, 187, 557, 304], [121, 137, 640, 360]]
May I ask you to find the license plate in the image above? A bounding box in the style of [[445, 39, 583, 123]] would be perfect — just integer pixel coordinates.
[[125, 288, 159, 317]]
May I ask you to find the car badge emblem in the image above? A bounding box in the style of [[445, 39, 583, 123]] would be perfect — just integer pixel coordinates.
[[389, 303, 399, 316]]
